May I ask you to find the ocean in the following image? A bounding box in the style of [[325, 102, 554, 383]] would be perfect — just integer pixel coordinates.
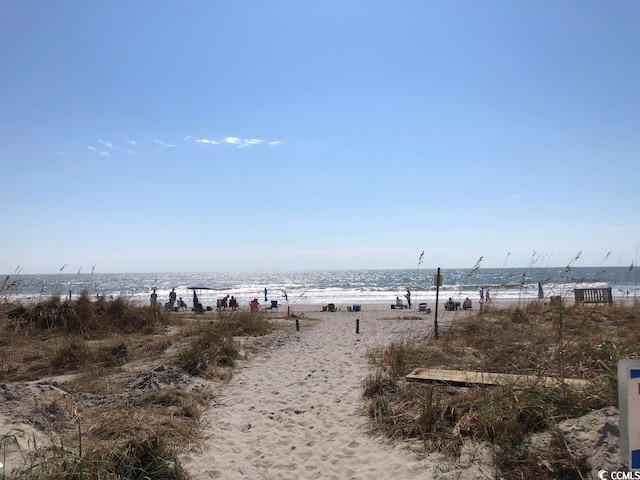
[[1, 267, 638, 308]]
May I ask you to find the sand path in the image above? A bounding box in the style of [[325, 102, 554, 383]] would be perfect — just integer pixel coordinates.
[[180, 308, 443, 479]]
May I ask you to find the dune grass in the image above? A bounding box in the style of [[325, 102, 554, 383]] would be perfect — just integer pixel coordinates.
[[0, 295, 275, 479], [363, 301, 640, 479]]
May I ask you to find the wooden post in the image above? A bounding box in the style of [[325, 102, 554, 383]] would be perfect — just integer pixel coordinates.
[[295, 319, 299, 331], [356, 318, 360, 334], [434, 267, 441, 339]]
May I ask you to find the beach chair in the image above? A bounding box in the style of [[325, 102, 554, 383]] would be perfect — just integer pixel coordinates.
[[418, 303, 432, 314], [270, 300, 279, 310], [327, 303, 337, 312]]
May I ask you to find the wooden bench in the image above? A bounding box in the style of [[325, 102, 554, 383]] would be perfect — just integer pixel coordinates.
[[574, 287, 613, 305]]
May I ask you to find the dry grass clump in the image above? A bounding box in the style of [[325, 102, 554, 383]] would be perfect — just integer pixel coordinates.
[[3, 291, 164, 337], [175, 310, 273, 379], [216, 310, 273, 337], [176, 326, 239, 378], [26, 391, 204, 480], [364, 302, 640, 479], [0, 296, 277, 479]]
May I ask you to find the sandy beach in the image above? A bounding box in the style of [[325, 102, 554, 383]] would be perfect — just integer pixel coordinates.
[[0, 301, 622, 479], [178, 303, 490, 479]]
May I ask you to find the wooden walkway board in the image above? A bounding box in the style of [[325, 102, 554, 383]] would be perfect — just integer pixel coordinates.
[[406, 368, 589, 389]]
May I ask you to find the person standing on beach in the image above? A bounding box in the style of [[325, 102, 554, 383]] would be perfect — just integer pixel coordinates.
[[485, 288, 491, 304], [479, 287, 484, 304], [150, 289, 158, 306], [169, 288, 177, 306], [538, 282, 544, 299], [229, 296, 238, 311], [405, 289, 412, 308]]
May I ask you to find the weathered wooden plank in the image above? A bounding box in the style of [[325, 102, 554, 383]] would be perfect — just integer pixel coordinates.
[[406, 368, 589, 388]]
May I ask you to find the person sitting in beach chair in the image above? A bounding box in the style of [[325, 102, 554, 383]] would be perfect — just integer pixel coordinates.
[[444, 298, 456, 311], [327, 303, 337, 312], [250, 298, 259, 310], [217, 295, 229, 311], [178, 297, 188, 311], [395, 296, 404, 308], [462, 297, 472, 310]]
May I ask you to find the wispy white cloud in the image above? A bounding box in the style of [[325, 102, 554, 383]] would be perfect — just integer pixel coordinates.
[[189, 135, 282, 149], [57, 151, 71, 157], [155, 139, 177, 148], [75, 133, 279, 157], [223, 137, 273, 148], [99, 151, 111, 157], [196, 138, 220, 145]]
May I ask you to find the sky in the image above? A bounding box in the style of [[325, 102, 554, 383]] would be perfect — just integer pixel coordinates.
[[1, 1, 639, 274]]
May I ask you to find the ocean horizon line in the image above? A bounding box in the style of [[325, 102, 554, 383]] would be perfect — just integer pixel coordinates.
[[3, 265, 635, 276]]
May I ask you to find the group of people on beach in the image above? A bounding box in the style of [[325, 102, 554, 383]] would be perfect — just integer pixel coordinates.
[[216, 295, 239, 311], [479, 287, 491, 304], [150, 288, 187, 311], [150, 287, 268, 312], [150, 283, 550, 313], [394, 289, 413, 309]]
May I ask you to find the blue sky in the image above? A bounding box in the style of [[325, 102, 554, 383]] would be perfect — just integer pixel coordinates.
[[1, 1, 639, 274]]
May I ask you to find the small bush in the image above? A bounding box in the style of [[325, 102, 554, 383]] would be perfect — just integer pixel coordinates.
[[216, 310, 272, 337], [363, 370, 397, 398], [177, 326, 239, 377], [51, 340, 92, 372]]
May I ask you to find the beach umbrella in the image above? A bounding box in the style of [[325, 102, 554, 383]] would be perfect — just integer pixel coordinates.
[[192, 290, 199, 307], [187, 284, 214, 309]]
